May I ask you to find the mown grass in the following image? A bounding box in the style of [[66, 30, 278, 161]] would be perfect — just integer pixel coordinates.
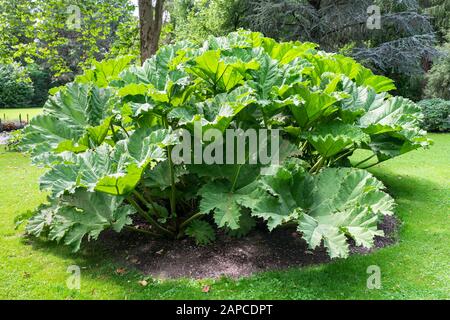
[[0, 134, 448, 300], [0, 108, 43, 122]]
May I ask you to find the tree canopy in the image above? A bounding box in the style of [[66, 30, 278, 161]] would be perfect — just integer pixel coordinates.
[[0, 0, 136, 80]]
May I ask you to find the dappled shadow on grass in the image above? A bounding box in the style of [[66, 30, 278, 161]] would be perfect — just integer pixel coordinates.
[[369, 166, 446, 204]]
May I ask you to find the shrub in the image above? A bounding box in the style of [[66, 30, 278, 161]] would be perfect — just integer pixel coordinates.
[[425, 41, 450, 100], [28, 64, 52, 107], [418, 99, 450, 132], [0, 63, 34, 108], [6, 130, 24, 151], [20, 31, 429, 259]]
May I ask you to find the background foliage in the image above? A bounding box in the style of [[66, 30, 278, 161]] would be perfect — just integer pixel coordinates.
[[418, 98, 450, 131], [425, 33, 450, 100], [0, 0, 449, 107], [0, 0, 136, 81], [168, 0, 449, 101], [0, 63, 34, 108]]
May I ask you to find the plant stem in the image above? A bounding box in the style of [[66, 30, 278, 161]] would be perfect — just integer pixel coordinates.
[[354, 154, 376, 168], [230, 165, 242, 192], [309, 156, 325, 173], [333, 148, 355, 164], [179, 212, 204, 230], [167, 147, 177, 216], [230, 148, 253, 193], [119, 124, 130, 137], [127, 197, 174, 237], [110, 123, 119, 141], [361, 161, 381, 170], [261, 109, 269, 128], [300, 141, 309, 155], [132, 190, 160, 216], [124, 225, 159, 237], [163, 115, 177, 219]]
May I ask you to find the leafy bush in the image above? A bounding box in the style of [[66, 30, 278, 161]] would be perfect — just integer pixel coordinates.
[[6, 130, 24, 151], [0, 63, 34, 108], [418, 99, 450, 132], [425, 41, 450, 100], [20, 31, 429, 258], [28, 64, 52, 107]]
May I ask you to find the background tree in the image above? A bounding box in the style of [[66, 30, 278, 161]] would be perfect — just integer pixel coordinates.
[[0, 63, 34, 108], [169, 0, 244, 43], [425, 31, 450, 99], [241, 0, 438, 100], [169, 0, 443, 101], [0, 0, 136, 81], [138, 0, 165, 63], [27, 64, 53, 107], [419, 0, 450, 39]]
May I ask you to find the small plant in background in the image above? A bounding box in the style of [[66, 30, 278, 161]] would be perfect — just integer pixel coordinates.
[[6, 130, 24, 151], [418, 99, 450, 132], [425, 34, 450, 100], [0, 63, 34, 108], [19, 31, 430, 259]]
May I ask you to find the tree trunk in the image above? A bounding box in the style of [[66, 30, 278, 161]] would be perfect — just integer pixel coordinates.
[[138, 0, 164, 65]]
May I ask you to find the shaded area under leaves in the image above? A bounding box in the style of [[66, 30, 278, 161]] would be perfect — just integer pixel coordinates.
[[99, 215, 399, 279]]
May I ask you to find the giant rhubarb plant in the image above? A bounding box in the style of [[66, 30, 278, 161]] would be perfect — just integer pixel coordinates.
[[20, 31, 429, 258]]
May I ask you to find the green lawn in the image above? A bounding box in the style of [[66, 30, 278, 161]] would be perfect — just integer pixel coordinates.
[[0, 134, 449, 300], [0, 108, 43, 122]]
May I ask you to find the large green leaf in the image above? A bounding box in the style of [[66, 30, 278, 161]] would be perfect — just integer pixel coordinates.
[[308, 168, 394, 217], [239, 161, 308, 230], [355, 68, 396, 93], [359, 97, 422, 135], [119, 43, 194, 110], [248, 52, 283, 102], [76, 55, 135, 88], [121, 43, 189, 90], [240, 165, 395, 258], [40, 128, 167, 197], [247, 51, 311, 115], [187, 50, 258, 93], [307, 122, 370, 158], [368, 134, 427, 162], [21, 83, 115, 160], [185, 220, 216, 245], [288, 88, 339, 128], [169, 86, 256, 132], [261, 38, 317, 65], [340, 77, 387, 120], [198, 179, 257, 230], [143, 160, 187, 190], [27, 190, 134, 252], [205, 30, 264, 50], [358, 96, 430, 160]]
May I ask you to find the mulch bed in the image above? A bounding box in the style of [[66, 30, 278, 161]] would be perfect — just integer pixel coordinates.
[[99, 215, 400, 279]]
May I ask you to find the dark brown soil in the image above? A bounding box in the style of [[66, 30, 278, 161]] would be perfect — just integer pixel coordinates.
[[99, 215, 400, 279]]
